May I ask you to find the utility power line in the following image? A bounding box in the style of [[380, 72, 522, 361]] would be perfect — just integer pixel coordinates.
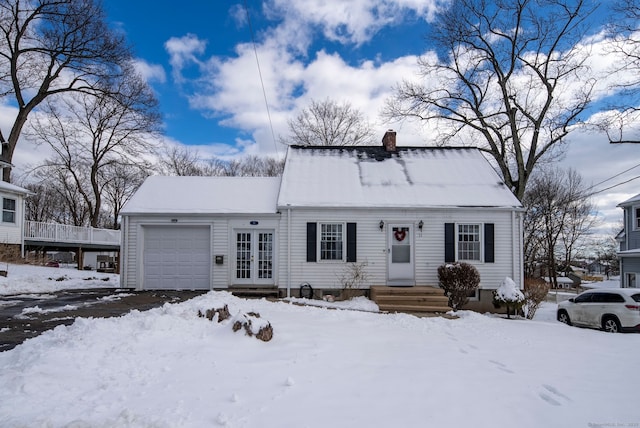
[[243, 0, 280, 159]]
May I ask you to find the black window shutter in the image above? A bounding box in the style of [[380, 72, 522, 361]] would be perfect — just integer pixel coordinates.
[[306, 222, 317, 262], [484, 223, 495, 263], [444, 223, 455, 262], [346, 223, 357, 262]]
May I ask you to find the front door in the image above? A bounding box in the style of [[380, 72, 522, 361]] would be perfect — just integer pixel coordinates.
[[387, 224, 415, 285], [235, 230, 275, 285]]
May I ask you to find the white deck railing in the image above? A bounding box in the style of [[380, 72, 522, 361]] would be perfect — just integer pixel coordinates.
[[25, 221, 121, 246]]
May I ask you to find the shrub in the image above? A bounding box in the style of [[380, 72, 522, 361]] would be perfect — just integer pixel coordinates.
[[338, 261, 369, 300], [437, 262, 481, 311], [523, 277, 550, 320], [493, 277, 525, 319]]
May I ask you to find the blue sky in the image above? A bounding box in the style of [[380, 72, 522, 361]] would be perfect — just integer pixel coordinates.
[[103, 1, 443, 154], [103, 0, 444, 156]]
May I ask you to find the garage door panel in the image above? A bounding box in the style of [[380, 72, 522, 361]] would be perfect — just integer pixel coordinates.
[[143, 225, 211, 290]]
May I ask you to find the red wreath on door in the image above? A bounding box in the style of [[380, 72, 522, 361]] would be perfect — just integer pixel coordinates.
[[394, 228, 407, 242]]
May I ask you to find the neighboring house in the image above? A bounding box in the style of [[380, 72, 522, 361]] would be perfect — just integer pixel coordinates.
[[120, 131, 524, 311], [618, 193, 640, 288], [0, 173, 32, 259], [543, 276, 576, 289]]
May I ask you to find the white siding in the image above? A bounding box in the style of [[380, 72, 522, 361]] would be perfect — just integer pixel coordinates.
[[0, 191, 24, 246], [121, 214, 280, 290], [277, 207, 522, 293]]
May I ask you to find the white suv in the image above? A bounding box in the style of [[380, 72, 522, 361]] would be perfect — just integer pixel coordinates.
[[557, 288, 640, 333]]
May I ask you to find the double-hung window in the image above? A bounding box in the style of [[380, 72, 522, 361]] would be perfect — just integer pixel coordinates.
[[635, 207, 640, 230], [457, 224, 481, 261], [2, 198, 15, 223], [320, 223, 343, 261]]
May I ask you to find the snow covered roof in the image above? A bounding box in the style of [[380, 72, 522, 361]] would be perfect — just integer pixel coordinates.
[[121, 176, 281, 215], [0, 180, 32, 196], [618, 192, 640, 207], [277, 146, 522, 209]]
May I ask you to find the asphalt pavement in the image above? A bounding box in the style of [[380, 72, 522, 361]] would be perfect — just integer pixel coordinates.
[[0, 288, 207, 352]]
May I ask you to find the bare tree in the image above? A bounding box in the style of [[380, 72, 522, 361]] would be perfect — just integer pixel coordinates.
[[559, 194, 599, 274], [281, 98, 374, 147], [101, 161, 150, 229], [26, 164, 90, 226], [601, 0, 640, 143], [0, 0, 132, 181], [232, 155, 284, 177], [523, 167, 595, 287], [385, 0, 598, 200], [27, 65, 160, 228], [21, 180, 70, 223], [158, 145, 213, 176], [157, 145, 284, 177]]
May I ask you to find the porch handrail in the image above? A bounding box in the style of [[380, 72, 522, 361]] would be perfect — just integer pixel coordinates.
[[25, 221, 120, 246]]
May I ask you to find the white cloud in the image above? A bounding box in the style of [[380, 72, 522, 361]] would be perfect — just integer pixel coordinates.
[[132, 59, 166, 84], [265, 0, 445, 46], [164, 34, 207, 83], [559, 126, 639, 235]]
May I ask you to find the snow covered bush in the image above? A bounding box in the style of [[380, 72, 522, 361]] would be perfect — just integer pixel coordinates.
[[493, 277, 525, 319], [437, 262, 480, 311], [523, 277, 550, 320]]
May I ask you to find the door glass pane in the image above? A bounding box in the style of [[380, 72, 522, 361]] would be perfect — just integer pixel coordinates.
[[391, 227, 410, 263], [258, 232, 273, 279], [236, 232, 251, 279], [392, 245, 410, 263]]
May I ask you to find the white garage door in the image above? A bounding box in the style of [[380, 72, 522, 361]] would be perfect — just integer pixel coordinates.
[[143, 225, 211, 290]]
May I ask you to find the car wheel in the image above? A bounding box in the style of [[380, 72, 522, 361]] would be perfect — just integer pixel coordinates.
[[602, 316, 621, 333], [557, 310, 571, 326]]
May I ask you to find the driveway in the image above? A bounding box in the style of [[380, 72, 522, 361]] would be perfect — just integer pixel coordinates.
[[0, 288, 208, 352]]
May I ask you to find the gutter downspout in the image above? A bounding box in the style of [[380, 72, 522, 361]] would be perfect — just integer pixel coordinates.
[[20, 197, 25, 258], [512, 210, 522, 288], [287, 205, 291, 298], [121, 215, 127, 288]]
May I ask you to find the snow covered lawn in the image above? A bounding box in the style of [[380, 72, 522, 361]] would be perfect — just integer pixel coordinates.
[[1, 278, 637, 427], [0, 263, 119, 295]]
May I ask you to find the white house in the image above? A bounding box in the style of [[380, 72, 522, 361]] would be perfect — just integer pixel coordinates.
[[0, 175, 32, 258], [120, 131, 524, 311]]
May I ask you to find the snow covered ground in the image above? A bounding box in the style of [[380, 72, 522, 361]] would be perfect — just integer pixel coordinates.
[[0, 265, 638, 427], [0, 263, 119, 295]]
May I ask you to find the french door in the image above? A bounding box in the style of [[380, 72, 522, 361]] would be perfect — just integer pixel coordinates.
[[235, 230, 275, 285]]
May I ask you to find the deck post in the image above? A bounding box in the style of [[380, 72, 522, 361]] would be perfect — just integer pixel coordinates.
[[77, 247, 84, 271]]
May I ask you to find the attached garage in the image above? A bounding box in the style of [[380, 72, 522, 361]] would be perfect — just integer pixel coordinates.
[[119, 176, 282, 290], [142, 225, 211, 290]]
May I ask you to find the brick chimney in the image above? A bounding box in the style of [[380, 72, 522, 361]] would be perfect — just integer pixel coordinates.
[[382, 129, 397, 152]]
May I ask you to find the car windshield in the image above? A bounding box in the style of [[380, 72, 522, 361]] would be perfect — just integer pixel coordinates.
[[631, 294, 640, 303]]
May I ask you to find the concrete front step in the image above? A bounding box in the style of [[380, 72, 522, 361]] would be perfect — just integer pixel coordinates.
[[228, 286, 279, 298], [378, 304, 452, 313], [374, 295, 449, 305]]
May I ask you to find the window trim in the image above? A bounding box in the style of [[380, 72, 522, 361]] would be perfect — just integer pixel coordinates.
[[466, 288, 480, 302], [634, 206, 640, 231], [626, 272, 637, 288], [317, 222, 346, 262], [456, 223, 482, 262], [2, 197, 16, 224]]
